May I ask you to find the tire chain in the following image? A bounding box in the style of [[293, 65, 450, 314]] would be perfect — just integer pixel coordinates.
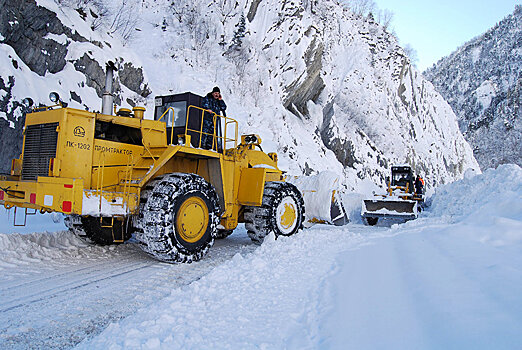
[[245, 182, 305, 244]]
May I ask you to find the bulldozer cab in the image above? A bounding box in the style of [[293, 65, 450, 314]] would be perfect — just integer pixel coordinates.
[[154, 92, 224, 150], [391, 166, 414, 192], [154, 92, 202, 147]]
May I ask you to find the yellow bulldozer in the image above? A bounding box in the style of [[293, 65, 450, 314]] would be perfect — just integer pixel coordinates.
[[361, 165, 424, 226], [0, 63, 306, 263]]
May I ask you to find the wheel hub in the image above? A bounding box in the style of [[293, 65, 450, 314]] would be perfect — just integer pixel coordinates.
[[176, 196, 209, 243], [276, 197, 298, 235]]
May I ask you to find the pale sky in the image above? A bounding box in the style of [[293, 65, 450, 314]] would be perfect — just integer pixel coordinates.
[[372, 0, 521, 71]]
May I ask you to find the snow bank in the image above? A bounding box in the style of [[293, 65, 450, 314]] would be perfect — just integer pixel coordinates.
[[0, 229, 120, 273], [0, 209, 113, 273], [426, 164, 522, 246]]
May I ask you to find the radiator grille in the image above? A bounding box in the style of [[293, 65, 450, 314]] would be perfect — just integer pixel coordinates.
[[21, 123, 59, 180]]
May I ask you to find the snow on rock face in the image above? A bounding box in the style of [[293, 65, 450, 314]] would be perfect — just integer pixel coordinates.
[[144, 0, 477, 188], [0, 0, 151, 172], [0, 0, 478, 188], [424, 5, 522, 170], [315, 9, 478, 187]]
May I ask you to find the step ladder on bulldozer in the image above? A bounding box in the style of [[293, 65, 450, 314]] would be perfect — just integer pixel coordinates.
[[96, 152, 135, 243]]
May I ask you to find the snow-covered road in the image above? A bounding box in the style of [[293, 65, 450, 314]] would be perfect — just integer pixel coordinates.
[[0, 165, 521, 349], [0, 227, 257, 349], [319, 219, 522, 349]]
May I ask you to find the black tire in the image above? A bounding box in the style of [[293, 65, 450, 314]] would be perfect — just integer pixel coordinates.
[[366, 217, 379, 226], [244, 182, 305, 244], [215, 229, 234, 239], [80, 216, 131, 245], [135, 173, 220, 263], [64, 214, 86, 237], [65, 214, 131, 245]]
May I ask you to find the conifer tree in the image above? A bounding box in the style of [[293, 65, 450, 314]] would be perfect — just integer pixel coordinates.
[[231, 14, 246, 49]]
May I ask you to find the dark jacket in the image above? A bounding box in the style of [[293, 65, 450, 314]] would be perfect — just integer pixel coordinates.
[[202, 93, 227, 115], [415, 177, 424, 194]]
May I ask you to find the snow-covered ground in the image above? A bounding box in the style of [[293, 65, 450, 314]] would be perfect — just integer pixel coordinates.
[[1, 165, 521, 349]]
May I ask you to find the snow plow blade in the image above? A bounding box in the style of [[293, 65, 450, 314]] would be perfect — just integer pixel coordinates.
[[330, 192, 349, 226], [362, 199, 418, 220], [289, 171, 349, 226]]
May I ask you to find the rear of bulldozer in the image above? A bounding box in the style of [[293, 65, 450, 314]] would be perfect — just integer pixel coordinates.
[[0, 106, 140, 220]]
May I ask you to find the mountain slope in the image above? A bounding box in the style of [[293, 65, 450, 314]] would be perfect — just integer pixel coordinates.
[[0, 0, 151, 172], [424, 5, 522, 170], [0, 0, 479, 188]]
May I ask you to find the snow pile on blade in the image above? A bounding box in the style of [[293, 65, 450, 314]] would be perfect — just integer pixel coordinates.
[[362, 198, 417, 215], [290, 171, 348, 225]]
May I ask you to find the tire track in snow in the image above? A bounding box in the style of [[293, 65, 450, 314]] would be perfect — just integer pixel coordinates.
[[0, 261, 156, 313], [0, 248, 146, 293], [0, 229, 257, 349]]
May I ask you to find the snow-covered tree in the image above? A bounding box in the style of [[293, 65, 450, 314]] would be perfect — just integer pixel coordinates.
[[342, 0, 375, 17], [230, 14, 246, 49]]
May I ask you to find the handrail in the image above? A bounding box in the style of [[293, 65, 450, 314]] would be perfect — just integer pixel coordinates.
[[141, 107, 177, 160], [32, 103, 65, 112], [120, 154, 133, 212], [143, 145, 157, 162], [186, 105, 238, 153], [142, 104, 238, 155], [97, 152, 105, 213]]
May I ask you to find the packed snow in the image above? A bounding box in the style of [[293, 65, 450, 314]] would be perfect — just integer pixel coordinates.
[[2, 165, 519, 349], [77, 165, 521, 349]]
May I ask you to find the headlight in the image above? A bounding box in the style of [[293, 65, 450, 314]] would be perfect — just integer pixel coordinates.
[[49, 92, 61, 103], [245, 135, 257, 143], [22, 98, 34, 108]]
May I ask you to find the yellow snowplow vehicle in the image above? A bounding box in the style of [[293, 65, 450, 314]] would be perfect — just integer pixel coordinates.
[[361, 165, 423, 226], [0, 64, 305, 263]]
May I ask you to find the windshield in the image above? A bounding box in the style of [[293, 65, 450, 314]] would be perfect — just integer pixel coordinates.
[[392, 172, 410, 185], [162, 101, 187, 127]]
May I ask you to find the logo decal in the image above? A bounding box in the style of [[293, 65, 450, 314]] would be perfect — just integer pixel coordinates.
[[73, 126, 85, 137]]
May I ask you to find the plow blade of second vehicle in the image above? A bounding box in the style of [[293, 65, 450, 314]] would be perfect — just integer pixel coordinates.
[[362, 199, 417, 219]]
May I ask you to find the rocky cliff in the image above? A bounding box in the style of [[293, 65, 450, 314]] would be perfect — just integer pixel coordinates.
[[0, 0, 150, 172], [0, 0, 479, 189]]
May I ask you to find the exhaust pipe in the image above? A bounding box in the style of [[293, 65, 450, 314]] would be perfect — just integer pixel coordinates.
[[101, 61, 117, 115]]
